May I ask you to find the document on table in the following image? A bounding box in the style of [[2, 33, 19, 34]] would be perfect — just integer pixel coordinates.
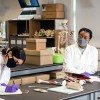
[[0, 89, 22, 95], [0, 98, 5, 100], [48, 86, 83, 94], [89, 76, 100, 82]]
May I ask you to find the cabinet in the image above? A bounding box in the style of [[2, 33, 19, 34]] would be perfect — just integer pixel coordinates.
[[7, 19, 64, 48]]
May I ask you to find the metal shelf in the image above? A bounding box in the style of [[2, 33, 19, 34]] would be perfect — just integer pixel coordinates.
[[11, 64, 63, 77]]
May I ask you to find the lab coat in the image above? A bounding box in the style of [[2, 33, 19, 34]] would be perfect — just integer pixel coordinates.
[[0, 53, 10, 84], [63, 43, 98, 74]]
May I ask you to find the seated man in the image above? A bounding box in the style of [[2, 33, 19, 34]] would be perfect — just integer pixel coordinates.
[[63, 28, 98, 74]]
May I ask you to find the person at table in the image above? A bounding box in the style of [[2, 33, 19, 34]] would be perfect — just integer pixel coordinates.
[[0, 46, 26, 85], [63, 28, 98, 74]]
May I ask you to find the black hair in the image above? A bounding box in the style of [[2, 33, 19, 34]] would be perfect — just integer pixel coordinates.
[[78, 28, 92, 39], [1, 48, 7, 55], [11, 46, 26, 63], [1, 46, 26, 63]]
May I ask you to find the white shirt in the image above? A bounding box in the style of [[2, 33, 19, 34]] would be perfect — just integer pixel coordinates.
[[0, 53, 10, 84], [63, 43, 98, 74]]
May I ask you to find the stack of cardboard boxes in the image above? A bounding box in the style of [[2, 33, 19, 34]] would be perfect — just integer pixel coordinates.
[[9, 38, 52, 85], [9, 74, 50, 85], [25, 38, 53, 65], [42, 4, 64, 19]]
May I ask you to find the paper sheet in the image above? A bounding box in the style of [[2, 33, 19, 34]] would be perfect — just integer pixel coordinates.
[[0, 89, 22, 95], [89, 76, 100, 82], [0, 98, 5, 100], [48, 86, 83, 94]]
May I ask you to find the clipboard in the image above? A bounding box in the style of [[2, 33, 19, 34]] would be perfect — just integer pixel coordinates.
[[0, 89, 22, 95]]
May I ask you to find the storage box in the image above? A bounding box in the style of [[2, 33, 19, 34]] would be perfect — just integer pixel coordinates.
[[25, 49, 53, 65], [35, 74, 50, 82], [42, 11, 64, 19], [26, 38, 46, 50], [14, 79, 22, 85], [50, 71, 66, 79], [42, 4, 64, 11], [21, 76, 36, 85], [8, 80, 13, 85], [8, 78, 21, 85]]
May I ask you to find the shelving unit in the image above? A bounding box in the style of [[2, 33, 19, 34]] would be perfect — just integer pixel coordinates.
[[7, 19, 64, 48], [9, 35, 29, 48]]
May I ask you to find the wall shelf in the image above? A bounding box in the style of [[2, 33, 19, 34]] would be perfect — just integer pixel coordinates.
[[7, 19, 64, 48]]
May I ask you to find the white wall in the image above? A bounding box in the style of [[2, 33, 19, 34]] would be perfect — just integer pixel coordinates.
[[54, 0, 72, 29], [76, 0, 100, 47]]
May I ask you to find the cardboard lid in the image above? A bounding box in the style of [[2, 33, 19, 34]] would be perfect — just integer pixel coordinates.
[[25, 49, 53, 56], [26, 38, 46, 43]]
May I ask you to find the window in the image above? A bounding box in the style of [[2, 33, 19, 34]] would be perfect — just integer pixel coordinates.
[[0, 22, 6, 39]]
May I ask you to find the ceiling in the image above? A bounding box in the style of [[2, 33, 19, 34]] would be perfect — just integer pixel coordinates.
[[0, 0, 22, 21]]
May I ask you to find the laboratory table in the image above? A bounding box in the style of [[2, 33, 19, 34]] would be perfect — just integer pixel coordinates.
[[10, 64, 100, 100], [1, 81, 100, 100]]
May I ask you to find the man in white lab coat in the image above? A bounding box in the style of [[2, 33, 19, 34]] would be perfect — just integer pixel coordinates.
[[63, 28, 98, 74], [0, 46, 26, 86]]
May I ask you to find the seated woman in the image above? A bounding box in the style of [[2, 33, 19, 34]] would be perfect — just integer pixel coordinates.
[[0, 46, 26, 84], [63, 28, 98, 74]]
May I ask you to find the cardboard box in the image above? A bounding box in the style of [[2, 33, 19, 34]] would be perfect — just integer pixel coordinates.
[[35, 74, 50, 82], [25, 49, 53, 65], [50, 71, 66, 79], [14, 79, 22, 85], [26, 38, 46, 50], [8, 80, 13, 85], [21, 76, 36, 85], [8, 78, 21, 85], [42, 11, 64, 19], [42, 4, 64, 11]]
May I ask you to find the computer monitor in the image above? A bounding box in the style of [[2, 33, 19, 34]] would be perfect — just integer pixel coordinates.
[[18, 0, 40, 8]]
